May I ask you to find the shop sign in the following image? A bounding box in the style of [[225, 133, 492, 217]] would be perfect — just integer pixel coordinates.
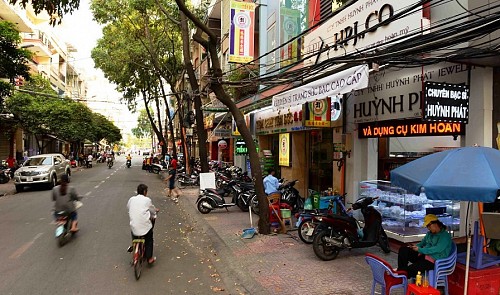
[[304, 1, 423, 67], [255, 104, 312, 135], [279, 133, 290, 166], [218, 139, 228, 149], [204, 113, 215, 129], [358, 119, 465, 138], [280, 7, 301, 67], [272, 65, 369, 110], [303, 97, 331, 127], [423, 82, 469, 123], [234, 138, 258, 155], [213, 128, 232, 138], [351, 62, 472, 123]]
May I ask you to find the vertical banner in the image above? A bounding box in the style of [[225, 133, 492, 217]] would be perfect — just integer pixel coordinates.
[[229, 1, 255, 63], [303, 97, 332, 127], [279, 133, 290, 166], [280, 7, 300, 67]]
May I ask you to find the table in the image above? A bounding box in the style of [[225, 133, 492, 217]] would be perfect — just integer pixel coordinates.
[[406, 283, 440, 295]]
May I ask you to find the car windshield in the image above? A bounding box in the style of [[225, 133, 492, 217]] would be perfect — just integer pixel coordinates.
[[25, 157, 52, 166]]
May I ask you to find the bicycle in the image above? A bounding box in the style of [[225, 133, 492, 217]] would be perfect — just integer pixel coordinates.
[[131, 237, 146, 280]]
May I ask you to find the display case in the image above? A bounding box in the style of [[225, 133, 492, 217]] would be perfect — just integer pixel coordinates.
[[359, 180, 460, 242]]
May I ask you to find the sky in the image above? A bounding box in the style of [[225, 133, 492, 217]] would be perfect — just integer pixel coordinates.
[[53, 0, 138, 135]]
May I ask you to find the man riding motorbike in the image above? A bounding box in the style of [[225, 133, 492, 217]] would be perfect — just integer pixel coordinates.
[[52, 174, 80, 232], [126, 154, 132, 168]]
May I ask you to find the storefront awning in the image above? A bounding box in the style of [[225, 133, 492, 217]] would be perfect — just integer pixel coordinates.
[[272, 64, 369, 110]]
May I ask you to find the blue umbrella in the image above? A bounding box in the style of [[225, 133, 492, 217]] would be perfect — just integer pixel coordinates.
[[390, 146, 500, 295], [390, 146, 500, 202]]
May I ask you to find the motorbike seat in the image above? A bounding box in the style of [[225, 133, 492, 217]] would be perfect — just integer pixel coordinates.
[[205, 188, 227, 195], [328, 214, 357, 226]]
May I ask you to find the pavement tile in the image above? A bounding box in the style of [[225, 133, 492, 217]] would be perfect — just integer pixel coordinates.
[[178, 186, 407, 295]]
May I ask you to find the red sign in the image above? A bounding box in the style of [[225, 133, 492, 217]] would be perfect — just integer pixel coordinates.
[[358, 119, 465, 138]]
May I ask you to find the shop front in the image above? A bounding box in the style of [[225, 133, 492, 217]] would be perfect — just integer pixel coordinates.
[[346, 62, 494, 241]]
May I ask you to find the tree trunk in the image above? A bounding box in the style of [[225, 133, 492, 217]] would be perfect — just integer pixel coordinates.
[[175, 0, 269, 234], [179, 11, 209, 173]]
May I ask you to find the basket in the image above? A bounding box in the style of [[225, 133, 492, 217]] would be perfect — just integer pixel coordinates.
[[280, 209, 291, 218]]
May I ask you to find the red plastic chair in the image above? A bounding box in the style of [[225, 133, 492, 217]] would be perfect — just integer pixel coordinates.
[[365, 253, 408, 295]]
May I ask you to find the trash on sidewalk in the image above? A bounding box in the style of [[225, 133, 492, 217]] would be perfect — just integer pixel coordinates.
[[241, 206, 256, 239]]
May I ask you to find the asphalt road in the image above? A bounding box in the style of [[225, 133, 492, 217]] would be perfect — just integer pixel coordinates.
[[0, 156, 239, 295]]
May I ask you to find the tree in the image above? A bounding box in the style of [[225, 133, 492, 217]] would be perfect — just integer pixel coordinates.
[[5, 74, 122, 151], [8, 0, 80, 25], [0, 21, 31, 112], [132, 109, 154, 139], [175, 0, 270, 234]]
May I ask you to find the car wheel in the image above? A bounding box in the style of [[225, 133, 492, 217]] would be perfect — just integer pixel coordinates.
[[49, 175, 57, 189], [15, 184, 24, 193]]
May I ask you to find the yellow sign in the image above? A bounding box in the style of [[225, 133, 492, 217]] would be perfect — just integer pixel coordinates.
[[279, 133, 290, 166]]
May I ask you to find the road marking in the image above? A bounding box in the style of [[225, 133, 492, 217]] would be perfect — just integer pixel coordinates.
[[85, 192, 91, 196], [9, 233, 43, 259]]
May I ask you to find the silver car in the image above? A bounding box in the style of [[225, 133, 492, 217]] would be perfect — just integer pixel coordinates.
[[14, 153, 71, 192]]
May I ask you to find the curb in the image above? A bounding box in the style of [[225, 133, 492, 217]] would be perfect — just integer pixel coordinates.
[[177, 187, 269, 295]]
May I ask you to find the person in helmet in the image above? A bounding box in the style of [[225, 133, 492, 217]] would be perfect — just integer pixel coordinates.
[[397, 214, 453, 278]]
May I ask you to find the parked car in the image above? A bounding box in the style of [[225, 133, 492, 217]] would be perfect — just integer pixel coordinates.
[[13, 153, 71, 192]]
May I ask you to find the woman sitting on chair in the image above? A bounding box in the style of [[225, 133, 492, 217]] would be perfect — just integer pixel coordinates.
[[397, 214, 453, 278]]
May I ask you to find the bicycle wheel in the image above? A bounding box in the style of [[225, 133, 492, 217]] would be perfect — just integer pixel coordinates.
[[133, 244, 143, 280]]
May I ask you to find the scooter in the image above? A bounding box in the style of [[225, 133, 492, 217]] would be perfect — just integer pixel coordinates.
[[107, 158, 113, 169], [126, 159, 131, 168], [54, 211, 76, 247], [296, 195, 347, 244], [312, 196, 390, 261], [280, 180, 304, 213], [196, 180, 248, 213]]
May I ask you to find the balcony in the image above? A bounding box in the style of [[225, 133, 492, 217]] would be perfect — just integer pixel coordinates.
[[21, 31, 52, 57]]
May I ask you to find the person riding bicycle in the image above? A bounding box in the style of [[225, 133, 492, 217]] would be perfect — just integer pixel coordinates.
[[127, 184, 158, 264], [52, 174, 80, 232]]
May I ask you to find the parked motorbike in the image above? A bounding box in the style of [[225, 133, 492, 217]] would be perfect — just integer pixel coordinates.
[[0, 166, 11, 184], [196, 180, 249, 213], [151, 160, 168, 174], [312, 196, 390, 261], [280, 180, 304, 213], [178, 171, 199, 186], [54, 211, 76, 247], [296, 194, 347, 244], [126, 159, 131, 168]]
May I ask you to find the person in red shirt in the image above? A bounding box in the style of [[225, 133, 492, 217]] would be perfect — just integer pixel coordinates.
[[170, 156, 177, 170], [5, 154, 17, 178]]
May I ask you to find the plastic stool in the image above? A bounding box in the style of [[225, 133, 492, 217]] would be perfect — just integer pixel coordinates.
[[406, 284, 440, 295]]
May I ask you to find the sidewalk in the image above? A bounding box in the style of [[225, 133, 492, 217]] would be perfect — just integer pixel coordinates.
[[0, 180, 15, 197], [176, 186, 404, 295]]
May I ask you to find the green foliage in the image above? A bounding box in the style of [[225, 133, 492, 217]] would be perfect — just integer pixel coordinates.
[[131, 109, 153, 139], [5, 74, 122, 143], [8, 0, 81, 25], [225, 65, 259, 101], [0, 21, 32, 110]]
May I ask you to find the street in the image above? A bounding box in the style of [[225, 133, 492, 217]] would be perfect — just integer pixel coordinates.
[[0, 156, 240, 295]]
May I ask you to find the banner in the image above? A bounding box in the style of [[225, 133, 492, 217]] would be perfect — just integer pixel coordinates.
[[272, 64, 369, 110], [280, 7, 300, 67], [423, 81, 469, 123], [279, 133, 290, 166], [303, 97, 331, 127], [229, 1, 255, 63]]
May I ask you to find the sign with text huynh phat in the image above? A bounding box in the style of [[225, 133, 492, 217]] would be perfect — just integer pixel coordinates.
[[424, 82, 469, 124], [272, 64, 369, 110]]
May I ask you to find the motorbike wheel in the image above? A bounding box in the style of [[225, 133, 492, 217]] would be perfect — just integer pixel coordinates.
[[298, 220, 315, 244], [378, 230, 391, 253], [237, 196, 249, 212], [197, 197, 212, 214], [312, 230, 341, 261], [250, 194, 259, 215], [0, 174, 9, 184]]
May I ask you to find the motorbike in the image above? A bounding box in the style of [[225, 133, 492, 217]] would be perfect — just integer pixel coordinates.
[[280, 180, 304, 213], [196, 180, 249, 214], [54, 211, 76, 247], [312, 196, 391, 261], [151, 160, 168, 174], [296, 194, 347, 244], [126, 159, 131, 168], [86, 159, 93, 168], [70, 159, 77, 168], [107, 157, 113, 169], [178, 171, 199, 186], [0, 166, 11, 184]]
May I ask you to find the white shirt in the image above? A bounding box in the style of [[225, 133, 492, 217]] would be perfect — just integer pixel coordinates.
[[127, 194, 156, 236]]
